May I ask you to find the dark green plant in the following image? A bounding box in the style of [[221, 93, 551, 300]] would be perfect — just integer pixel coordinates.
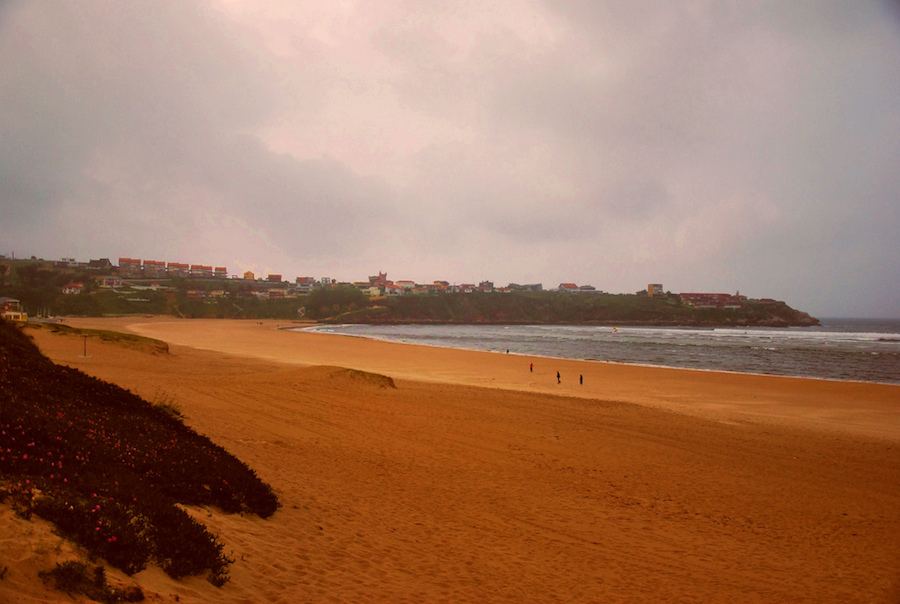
[[38, 560, 145, 603], [1, 319, 280, 585]]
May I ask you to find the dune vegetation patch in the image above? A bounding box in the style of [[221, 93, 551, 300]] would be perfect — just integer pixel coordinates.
[[335, 368, 397, 389], [304, 366, 397, 390], [38, 560, 145, 603], [22, 322, 170, 354], [0, 319, 280, 587]]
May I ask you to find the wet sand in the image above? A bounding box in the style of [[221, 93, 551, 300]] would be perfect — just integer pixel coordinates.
[[3, 317, 900, 603]]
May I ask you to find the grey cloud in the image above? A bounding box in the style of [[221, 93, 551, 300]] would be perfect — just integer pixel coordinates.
[[0, 0, 397, 263], [1, 0, 898, 316]]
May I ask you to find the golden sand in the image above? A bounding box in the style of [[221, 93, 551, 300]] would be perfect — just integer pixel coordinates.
[[3, 317, 899, 603]]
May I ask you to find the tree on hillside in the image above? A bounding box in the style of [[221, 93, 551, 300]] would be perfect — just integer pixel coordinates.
[[307, 285, 367, 319]]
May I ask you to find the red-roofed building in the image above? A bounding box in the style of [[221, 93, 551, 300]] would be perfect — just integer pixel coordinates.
[[62, 282, 84, 295], [118, 258, 142, 278], [191, 265, 213, 278], [168, 262, 189, 277], [143, 260, 167, 278]]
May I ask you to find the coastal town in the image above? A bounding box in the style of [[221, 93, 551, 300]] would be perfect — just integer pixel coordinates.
[[0, 254, 780, 323]]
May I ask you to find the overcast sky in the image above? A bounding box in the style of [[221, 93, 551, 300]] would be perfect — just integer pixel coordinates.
[[2, 1, 899, 317]]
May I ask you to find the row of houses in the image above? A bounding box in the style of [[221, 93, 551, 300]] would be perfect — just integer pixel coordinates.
[[118, 258, 228, 279]]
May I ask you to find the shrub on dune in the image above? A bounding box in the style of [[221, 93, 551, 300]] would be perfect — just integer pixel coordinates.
[[0, 319, 280, 586]]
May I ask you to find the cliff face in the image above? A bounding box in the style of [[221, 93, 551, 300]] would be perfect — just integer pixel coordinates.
[[327, 293, 820, 327]]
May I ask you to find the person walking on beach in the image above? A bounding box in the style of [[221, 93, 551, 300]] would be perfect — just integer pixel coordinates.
[[530, 363, 533, 373], [580, 374, 583, 385], [557, 371, 560, 384]]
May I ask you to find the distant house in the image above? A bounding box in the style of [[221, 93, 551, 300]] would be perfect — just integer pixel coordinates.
[[214, 266, 228, 279], [191, 265, 213, 278], [267, 274, 283, 283], [244, 271, 256, 281], [647, 283, 664, 297], [168, 262, 190, 277], [143, 260, 167, 278], [396, 280, 416, 290], [100, 275, 124, 288], [295, 276, 315, 293], [558, 283, 579, 292], [0, 297, 27, 322], [87, 258, 113, 271], [118, 258, 142, 278], [384, 284, 405, 296], [62, 282, 84, 295]]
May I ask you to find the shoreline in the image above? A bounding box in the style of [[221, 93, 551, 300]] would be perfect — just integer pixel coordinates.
[[8, 316, 900, 603], [297, 325, 900, 387]]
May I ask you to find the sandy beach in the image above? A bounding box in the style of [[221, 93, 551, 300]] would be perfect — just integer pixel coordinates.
[[4, 317, 900, 603]]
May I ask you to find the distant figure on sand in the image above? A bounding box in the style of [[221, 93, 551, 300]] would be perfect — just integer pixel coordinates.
[[557, 371, 561, 384], [530, 363, 533, 373], [580, 374, 583, 385]]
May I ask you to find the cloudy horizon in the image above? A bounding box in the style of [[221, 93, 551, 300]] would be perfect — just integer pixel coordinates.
[[2, 1, 899, 318]]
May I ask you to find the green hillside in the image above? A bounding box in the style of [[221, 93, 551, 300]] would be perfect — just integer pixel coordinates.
[[327, 291, 819, 327]]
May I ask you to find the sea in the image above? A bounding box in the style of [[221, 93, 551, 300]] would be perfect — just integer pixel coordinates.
[[302, 319, 900, 385]]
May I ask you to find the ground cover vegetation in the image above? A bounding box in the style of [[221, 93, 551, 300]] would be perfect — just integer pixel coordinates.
[[0, 319, 280, 586], [38, 561, 145, 603]]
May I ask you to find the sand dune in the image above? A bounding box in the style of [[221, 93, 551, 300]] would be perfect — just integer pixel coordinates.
[[3, 317, 900, 603]]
